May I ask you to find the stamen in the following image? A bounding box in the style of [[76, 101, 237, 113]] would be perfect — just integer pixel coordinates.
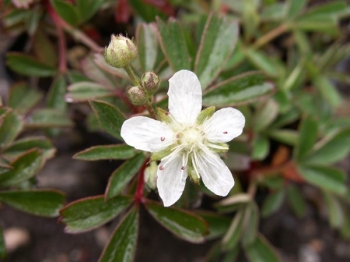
[[160, 137, 165, 141], [181, 166, 185, 170], [223, 131, 228, 134], [159, 165, 164, 170], [165, 111, 169, 116]]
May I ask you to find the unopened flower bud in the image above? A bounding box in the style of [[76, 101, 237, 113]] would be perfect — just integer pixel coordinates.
[[127, 86, 147, 105], [144, 161, 158, 190], [104, 35, 137, 68], [141, 71, 160, 95]]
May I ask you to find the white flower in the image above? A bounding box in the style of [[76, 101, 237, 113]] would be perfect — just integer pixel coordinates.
[[121, 70, 245, 207]]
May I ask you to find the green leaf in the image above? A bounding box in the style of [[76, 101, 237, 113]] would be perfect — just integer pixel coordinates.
[[287, 0, 306, 18], [137, 23, 158, 72], [2, 137, 55, 160], [99, 207, 139, 262], [261, 190, 284, 217], [306, 129, 350, 165], [145, 201, 208, 243], [302, 1, 347, 20], [195, 14, 238, 89], [33, 30, 58, 67], [196, 211, 231, 240], [242, 202, 259, 246], [0, 190, 65, 217], [268, 129, 298, 146], [298, 165, 347, 195], [77, 0, 104, 22], [8, 82, 43, 114], [105, 154, 145, 199], [323, 191, 344, 229], [287, 186, 306, 217], [128, 0, 165, 22], [295, 116, 318, 160], [254, 99, 279, 131], [60, 195, 133, 233], [245, 49, 279, 77], [203, 71, 274, 106], [90, 100, 125, 140], [26, 109, 73, 128], [6, 52, 56, 77], [0, 149, 43, 186], [252, 135, 269, 160], [244, 234, 281, 262], [222, 208, 245, 250], [156, 17, 191, 72], [0, 110, 23, 147], [0, 227, 5, 259], [74, 144, 135, 161], [66, 82, 112, 102], [47, 74, 67, 111], [50, 0, 79, 25], [313, 75, 341, 107]]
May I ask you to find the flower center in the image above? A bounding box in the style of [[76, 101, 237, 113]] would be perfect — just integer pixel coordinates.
[[178, 126, 203, 151]]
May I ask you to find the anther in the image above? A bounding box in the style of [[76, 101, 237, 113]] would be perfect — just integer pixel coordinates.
[[223, 131, 228, 134], [159, 165, 164, 170], [160, 137, 165, 141], [165, 111, 169, 116], [181, 166, 185, 170]]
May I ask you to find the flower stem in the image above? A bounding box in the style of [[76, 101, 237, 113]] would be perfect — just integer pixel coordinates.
[[65, 26, 104, 53], [145, 100, 158, 119], [253, 23, 289, 49], [134, 159, 148, 205], [124, 65, 140, 86]]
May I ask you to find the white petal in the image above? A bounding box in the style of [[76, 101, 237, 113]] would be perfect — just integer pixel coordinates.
[[193, 148, 234, 196], [157, 153, 188, 207], [168, 70, 202, 125], [203, 108, 245, 143], [121, 116, 175, 152]]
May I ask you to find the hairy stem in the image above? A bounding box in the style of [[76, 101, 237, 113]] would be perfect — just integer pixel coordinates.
[[253, 23, 289, 49], [145, 100, 158, 119], [124, 65, 140, 86]]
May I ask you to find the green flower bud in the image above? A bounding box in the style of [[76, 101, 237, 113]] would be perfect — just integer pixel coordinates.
[[104, 35, 137, 68], [141, 71, 160, 95], [127, 86, 147, 105], [144, 161, 158, 190]]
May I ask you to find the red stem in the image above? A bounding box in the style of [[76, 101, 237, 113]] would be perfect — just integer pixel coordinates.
[[46, 1, 67, 73], [134, 159, 148, 205]]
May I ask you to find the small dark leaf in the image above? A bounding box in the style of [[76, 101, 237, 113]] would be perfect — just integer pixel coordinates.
[[99, 207, 139, 262], [295, 116, 318, 160], [145, 200, 208, 243], [90, 100, 125, 140], [196, 211, 231, 240], [47, 74, 67, 111], [156, 17, 191, 72], [26, 109, 73, 128], [287, 186, 306, 217], [0, 190, 65, 217], [66, 82, 112, 102], [222, 208, 245, 250], [8, 82, 43, 114], [261, 190, 285, 217], [298, 164, 347, 195], [77, 0, 104, 22], [2, 137, 55, 160], [195, 14, 239, 89], [0, 149, 43, 186], [244, 234, 281, 262], [137, 23, 158, 72], [74, 144, 135, 161], [0, 110, 23, 147], [50, 0, 79, 25], [7, 52, 56, 77], [203, 72, 274, 106], [60, 195, 133, 233], [105, 153, 145, 199]]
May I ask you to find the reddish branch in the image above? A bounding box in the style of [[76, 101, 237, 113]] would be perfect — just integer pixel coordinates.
[[46, 1, 67, 73], [134, 159, 149, 204]]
